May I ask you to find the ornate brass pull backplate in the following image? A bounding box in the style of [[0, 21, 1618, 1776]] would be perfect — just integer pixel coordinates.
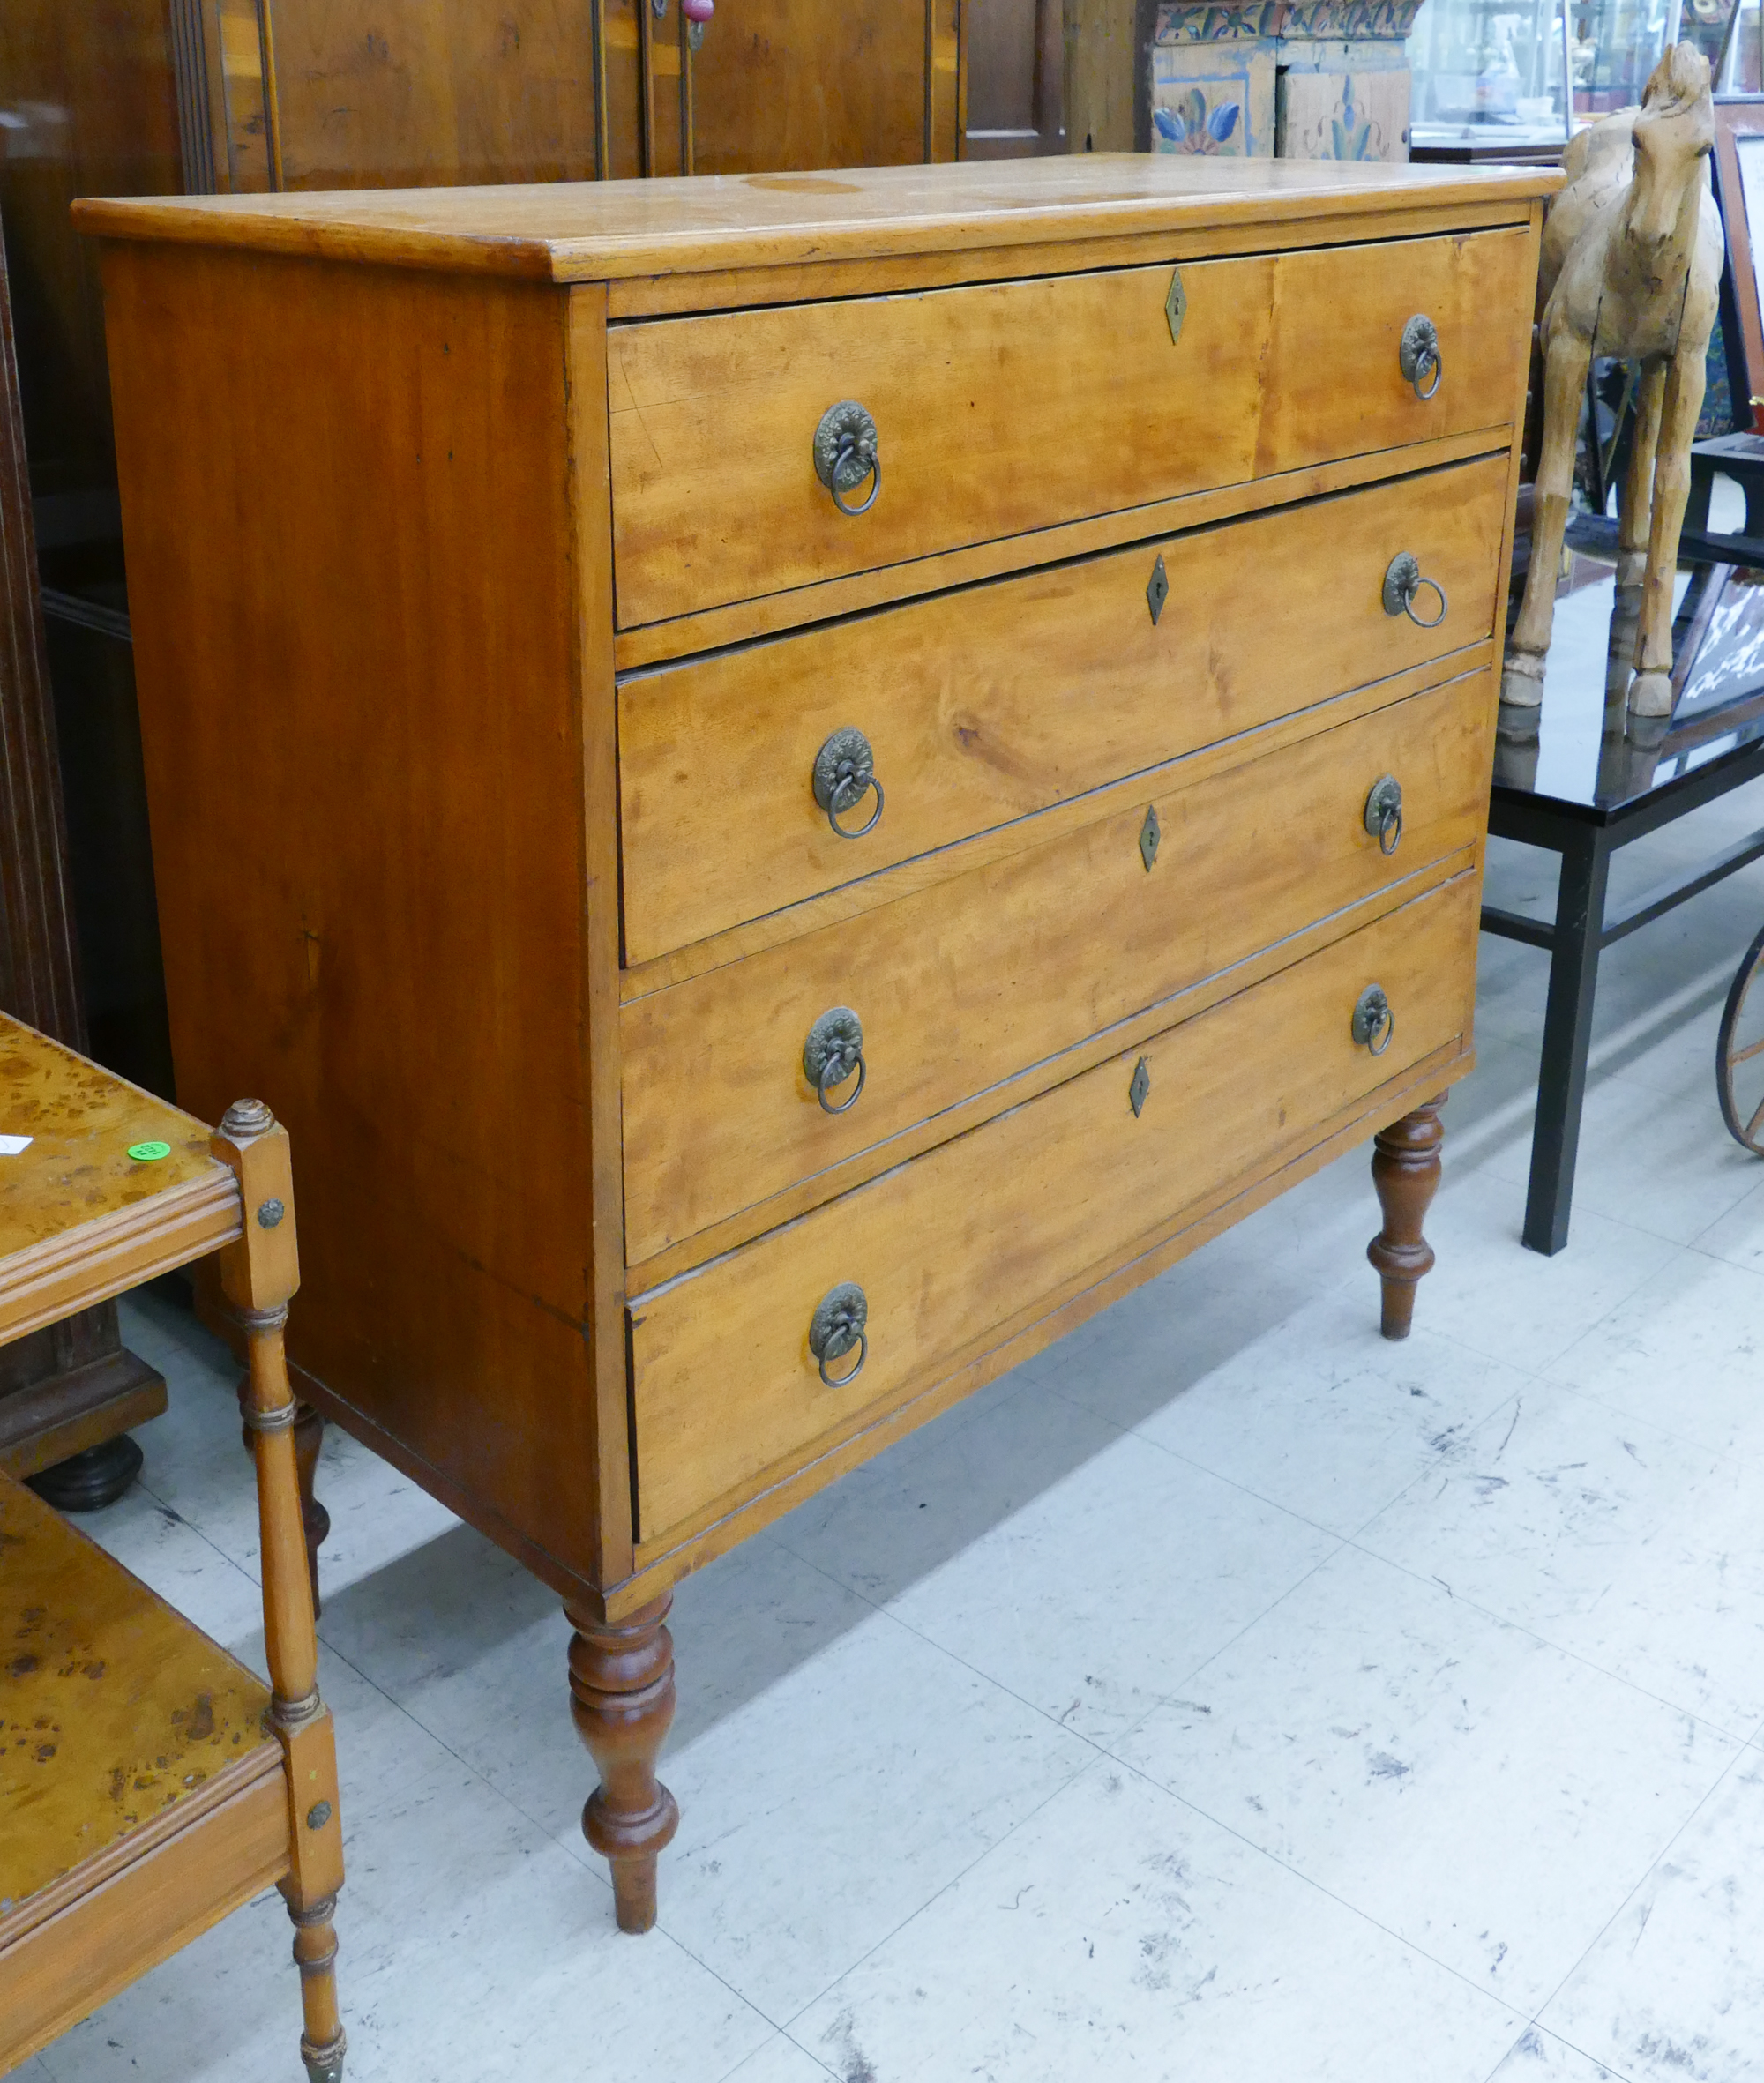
[[1399, 314, 1442, 400], [812, 727, 885, 839], [813, 400, 881, 517], [1364, 773, 1404, 855], [809, 1281, 869, 1388], [1382, 553, 1448, 630], [1351, 983, 1395, 1056], [804, 1006, 866, 1114]]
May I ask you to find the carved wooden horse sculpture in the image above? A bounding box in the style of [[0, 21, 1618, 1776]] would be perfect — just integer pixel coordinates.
[[1502, 43, 1723, 719]]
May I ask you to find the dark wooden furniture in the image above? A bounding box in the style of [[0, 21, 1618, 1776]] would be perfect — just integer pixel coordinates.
[[166, 0, 965, 190], [0, 1016, 345, 2079], [966, 0, 1065, 158], [1713, 96, 1764, 433], [1484, 560, 1764, 1251], [80, 154, 1553, 1930], [0, 201, 165, 1504], [1411, 141, 1568, 164]]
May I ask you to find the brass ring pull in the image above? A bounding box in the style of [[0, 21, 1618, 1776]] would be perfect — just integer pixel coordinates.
[[1400, 314, 1442, 401], [1352, 983, 1395, 1056], [809, 1281, 869, 1389], [804, 1006, 866, 1115], [813, 726, 885, 839], [813, 400, 881, 518], [1382, 553, 1448, 630], [1364, 774, 1404, 856]]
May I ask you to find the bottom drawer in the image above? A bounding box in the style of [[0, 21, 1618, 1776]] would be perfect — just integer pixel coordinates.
[[630, 871, 1477, 1546]]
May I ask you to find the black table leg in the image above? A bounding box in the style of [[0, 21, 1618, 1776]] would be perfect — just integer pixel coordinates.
[[1686, 454, 1714, 534], [1524, 830, 1611, 1255]]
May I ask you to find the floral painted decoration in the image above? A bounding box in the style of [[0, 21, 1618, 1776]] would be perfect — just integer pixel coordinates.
[[1331, 75, 1376, 160], [1153, 89, 1244, 152]]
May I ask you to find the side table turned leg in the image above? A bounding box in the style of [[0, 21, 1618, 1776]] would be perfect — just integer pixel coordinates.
[[239, 1392, 329, 1616], [287, 1893, 347, 2083], [1368, 1094, 1446, 1340], [566, 1594, 679, 1933], [213, 1100, 348, 2083], [293, 1400, 331, 1615]]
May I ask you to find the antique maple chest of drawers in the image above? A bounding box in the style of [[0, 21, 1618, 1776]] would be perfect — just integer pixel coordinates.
[[78, 156, 1556, 1931]]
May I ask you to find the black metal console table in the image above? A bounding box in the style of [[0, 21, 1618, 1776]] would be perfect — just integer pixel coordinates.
[[1484, 554, 1764, 1254]]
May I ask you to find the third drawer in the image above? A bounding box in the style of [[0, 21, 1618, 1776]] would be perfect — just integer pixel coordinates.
[[628, 870, 1478, 1547], [620, 667, 1493, 1265]]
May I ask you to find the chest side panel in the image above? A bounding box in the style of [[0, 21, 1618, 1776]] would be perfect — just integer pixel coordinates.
[[102, 243, 612, 1587]]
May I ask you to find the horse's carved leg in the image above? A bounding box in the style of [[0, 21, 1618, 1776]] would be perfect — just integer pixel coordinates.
[[1610, 359, 1665, 707], [1505, 329, 1593, 706], [1631, 342, 1707, 718]]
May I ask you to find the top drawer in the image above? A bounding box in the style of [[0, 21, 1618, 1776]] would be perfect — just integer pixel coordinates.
[[608, 228, 1533, 629]]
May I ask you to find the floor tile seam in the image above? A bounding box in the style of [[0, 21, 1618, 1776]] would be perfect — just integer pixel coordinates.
[[1102, 1746, 1536, 2025], [773, 2033, 841, 2082], [772, 1747, 1142, 2038], [1525, 1728, 1762, 2036], [1333, 1532, 1762, 1745], [310, 1648, 627, 1900], [125, 1470, 271, 1595], [1592, 1050, 1738, 1109], [1124, 1373, 1558, 1554], [776, 1481, 1366, 1766], [1518, 1368, 1764, 1475], [632, 1933, 801, 2077], [1479, 2021, 1641, 2083], [766, 1529, 1124, 1767], [722, 2033, 840, 2083], [1082, 1529, 1359, 1753], [1050, 1393, 1384, 1548], [1333, 1374, 1563, 1546], [296, 1631, 609, 1878], [1682, 1235, 1764, 1283], [1481, 1358, 1764, 1482]]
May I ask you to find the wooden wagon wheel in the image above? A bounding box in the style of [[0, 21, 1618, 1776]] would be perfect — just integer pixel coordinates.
[[1717, 921, 1764, 1155]]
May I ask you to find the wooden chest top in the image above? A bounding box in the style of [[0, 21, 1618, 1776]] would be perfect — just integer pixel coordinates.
[[76, 154, 1557, 287]]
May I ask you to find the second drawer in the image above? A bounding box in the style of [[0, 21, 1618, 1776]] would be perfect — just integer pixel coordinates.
[[618, 454, 1508, 963], [620, 668, 1492, 1265]]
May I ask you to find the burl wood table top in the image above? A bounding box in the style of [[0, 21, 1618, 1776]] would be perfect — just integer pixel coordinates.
[[0, 1471, 278, 1927], [0, 1018, 245, 1344]]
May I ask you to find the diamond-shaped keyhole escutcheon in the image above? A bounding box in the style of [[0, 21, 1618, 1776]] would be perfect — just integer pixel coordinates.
[[1165, 268, 1185, 347], [1139, 803, 1161, 872], [1129, 1056, 1152, 1118], [1147, 553, 1169, 626]]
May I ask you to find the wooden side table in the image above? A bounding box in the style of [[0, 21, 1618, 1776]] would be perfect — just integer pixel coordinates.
[[0, 1016, 346, 2080]]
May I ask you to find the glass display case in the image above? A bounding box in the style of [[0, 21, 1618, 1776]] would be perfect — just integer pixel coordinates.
[[1409, 0, 1748, 151], [1409, 0, 1575, 149]]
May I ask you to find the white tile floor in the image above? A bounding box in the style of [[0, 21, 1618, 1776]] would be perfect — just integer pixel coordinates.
[[31, 769, 1764, 2083]]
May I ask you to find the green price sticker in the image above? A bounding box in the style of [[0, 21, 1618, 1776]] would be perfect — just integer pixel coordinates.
[[126, 1140, 171, 1163]]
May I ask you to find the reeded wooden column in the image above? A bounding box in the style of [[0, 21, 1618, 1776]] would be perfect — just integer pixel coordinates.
[[566, 1594, 679, 1933], [1368, 1094, 1446, 1340]]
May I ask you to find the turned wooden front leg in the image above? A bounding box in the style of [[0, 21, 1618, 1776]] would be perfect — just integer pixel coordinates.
[[1367, 1094, 1446, 1340], [566, 1594, 679, 1933]]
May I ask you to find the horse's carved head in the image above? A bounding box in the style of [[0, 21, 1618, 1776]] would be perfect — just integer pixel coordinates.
[[1629, 41, 1715, 246]]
